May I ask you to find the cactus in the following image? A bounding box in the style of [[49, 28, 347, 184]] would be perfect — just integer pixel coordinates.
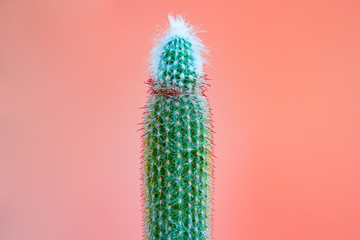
[[140, 14, 214, 240]]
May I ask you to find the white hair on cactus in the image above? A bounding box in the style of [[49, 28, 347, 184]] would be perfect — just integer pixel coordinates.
[[149, 14, 208, 83]]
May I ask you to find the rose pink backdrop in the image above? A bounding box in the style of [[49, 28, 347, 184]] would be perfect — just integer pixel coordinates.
[[1, 0, 360, 239]]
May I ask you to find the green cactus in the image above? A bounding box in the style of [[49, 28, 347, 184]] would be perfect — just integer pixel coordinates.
[[141, 14, 214, 240]]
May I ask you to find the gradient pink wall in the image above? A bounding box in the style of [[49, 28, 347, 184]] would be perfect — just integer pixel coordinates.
[[1, 1, 360, 239]]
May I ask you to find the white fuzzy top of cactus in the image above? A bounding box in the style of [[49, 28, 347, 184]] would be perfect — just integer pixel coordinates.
[[149, 14, 208, 82]]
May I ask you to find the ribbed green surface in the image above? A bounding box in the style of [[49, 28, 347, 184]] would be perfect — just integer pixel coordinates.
[[143, 36, 213, 239]]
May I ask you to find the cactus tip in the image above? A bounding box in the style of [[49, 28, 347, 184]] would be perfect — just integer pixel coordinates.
[[167, 14, 192, 39], [150, 14, 208, 81]]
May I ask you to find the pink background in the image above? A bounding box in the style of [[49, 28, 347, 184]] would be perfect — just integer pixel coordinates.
[[1, 0, 360, 239]]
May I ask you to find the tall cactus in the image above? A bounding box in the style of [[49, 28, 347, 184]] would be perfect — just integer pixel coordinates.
[[140, 14, 214, 240]]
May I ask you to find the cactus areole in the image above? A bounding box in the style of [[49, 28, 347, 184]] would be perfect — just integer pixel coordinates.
[[140, 15, 214, 239]]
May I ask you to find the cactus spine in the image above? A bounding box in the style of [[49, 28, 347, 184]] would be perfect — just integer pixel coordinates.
[[141, 15, 214, 240]]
